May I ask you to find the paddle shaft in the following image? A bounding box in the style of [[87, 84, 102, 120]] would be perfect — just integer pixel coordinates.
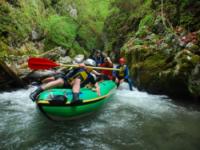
[[61, 64, 120, 71], [28, 57, 120, 71]]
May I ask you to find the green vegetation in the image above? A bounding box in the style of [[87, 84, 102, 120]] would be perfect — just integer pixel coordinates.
[[0, 0, 111, 57], [43, 15, 78, 49], [1, 0, 199, 56], [0, 0, 199, 98]]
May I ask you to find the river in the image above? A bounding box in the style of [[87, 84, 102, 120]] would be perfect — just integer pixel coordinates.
[[0, 83, 200, 150]]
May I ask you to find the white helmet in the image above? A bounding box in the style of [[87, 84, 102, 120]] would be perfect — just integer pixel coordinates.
[[84, 59, 96, 66]]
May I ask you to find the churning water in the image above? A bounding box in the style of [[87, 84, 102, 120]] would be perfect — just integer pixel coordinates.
[[1, 84, 200, 150]]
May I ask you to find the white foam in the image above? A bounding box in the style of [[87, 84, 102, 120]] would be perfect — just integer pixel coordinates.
[[113, 83, 186, 117], [0, 87, 35, 112]]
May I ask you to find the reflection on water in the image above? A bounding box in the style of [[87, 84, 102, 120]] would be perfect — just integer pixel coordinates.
[[0, 84, 200, 150]]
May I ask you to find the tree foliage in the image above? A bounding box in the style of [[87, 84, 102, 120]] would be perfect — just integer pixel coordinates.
[[103, 0, 200, 52], [0, 0, 112, 57], [104, 0, 153, 50], [0, 0, 199, 57], [43, 15, 78, 50]]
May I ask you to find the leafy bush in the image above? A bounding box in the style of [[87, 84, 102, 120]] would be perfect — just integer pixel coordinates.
[[43, 15, 78, 50]]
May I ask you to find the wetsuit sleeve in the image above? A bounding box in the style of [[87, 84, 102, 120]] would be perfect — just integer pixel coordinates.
[[124, 66, 129, 79]]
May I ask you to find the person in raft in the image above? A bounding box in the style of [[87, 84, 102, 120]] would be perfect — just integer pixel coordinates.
[[41, 54, 85, 84], [113, 57, 133, 91], [89, 49, 104, 66], [99, 53, 114, 80], [30, 59, 100, 105]]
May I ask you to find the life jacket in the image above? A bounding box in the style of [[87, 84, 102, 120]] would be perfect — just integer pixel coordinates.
[[81, 73, 97, 87], [118, 65, 126, 78], [67, 68, 89, 84]]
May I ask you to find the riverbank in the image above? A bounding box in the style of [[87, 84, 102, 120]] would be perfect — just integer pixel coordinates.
[[0, 48, 74, 91]]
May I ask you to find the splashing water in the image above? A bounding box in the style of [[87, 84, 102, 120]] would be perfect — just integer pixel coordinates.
[[1, 84, 200, 149]]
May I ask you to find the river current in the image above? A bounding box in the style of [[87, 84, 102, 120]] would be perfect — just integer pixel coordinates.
[[0, 83, 200, 150]]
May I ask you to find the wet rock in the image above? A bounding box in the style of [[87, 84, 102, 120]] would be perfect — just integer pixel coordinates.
[[72, 54, 85, 64], [0, 60, 25, 91], [186, 42, 200, 54], [42, 47, 67, 60], [123, 29, 200, 100], [59, 56, 72, 64], [26, 70, 58, 82], [31, 30, 40, 41], [188, 63, 200, 100]]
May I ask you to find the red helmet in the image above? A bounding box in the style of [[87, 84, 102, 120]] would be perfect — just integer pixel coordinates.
[[119, 57, 125, 64]]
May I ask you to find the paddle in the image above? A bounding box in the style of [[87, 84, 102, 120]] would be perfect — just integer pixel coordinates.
[[28, 57, 120, 71]]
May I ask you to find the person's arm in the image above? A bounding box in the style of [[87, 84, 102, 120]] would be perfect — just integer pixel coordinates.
[[92, 70, 101, 76], [94, 82, 100, 96], [106, 57, 113, 67], [78, 63, 85, 68]]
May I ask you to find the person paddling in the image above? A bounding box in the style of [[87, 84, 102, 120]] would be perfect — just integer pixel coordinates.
[[30, 59, 100, 105], [113, 57, 133, 91]]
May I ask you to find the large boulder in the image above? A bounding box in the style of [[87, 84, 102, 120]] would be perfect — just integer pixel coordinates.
[[188, 63, 200, 99], [122, 31, 200, 100]]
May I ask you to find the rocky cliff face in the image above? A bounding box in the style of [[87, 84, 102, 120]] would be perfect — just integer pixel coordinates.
[[122, 30, 200, 100], [104, 0, 200, 100]]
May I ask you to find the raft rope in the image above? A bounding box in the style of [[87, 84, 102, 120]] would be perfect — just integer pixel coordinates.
[[37, 88, 116, 106]]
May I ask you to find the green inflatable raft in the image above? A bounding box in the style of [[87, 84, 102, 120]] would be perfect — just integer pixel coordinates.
[[36, 80, 116, 120]]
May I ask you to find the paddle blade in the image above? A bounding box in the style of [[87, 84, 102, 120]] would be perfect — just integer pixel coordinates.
[[28, 57, 60, 70]]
